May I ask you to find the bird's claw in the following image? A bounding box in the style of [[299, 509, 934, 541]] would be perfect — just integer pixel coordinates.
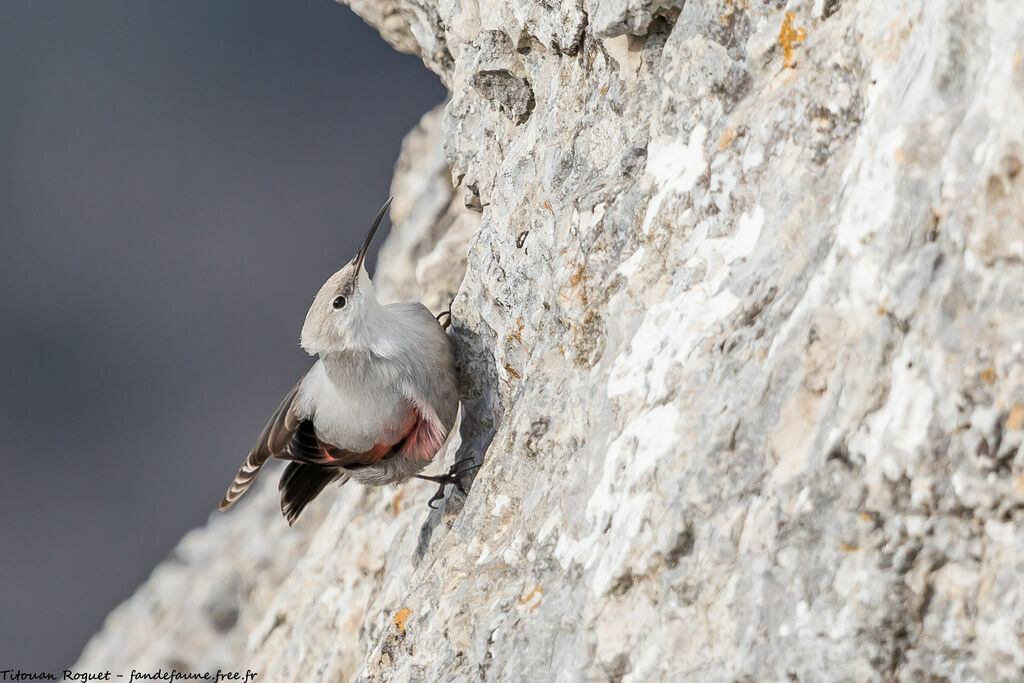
[[436, 297, 455, 330], [417, 458, 482, 509], [426, 486, 447, 510]]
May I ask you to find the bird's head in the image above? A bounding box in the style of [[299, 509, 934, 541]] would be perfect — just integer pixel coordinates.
[[300, 198, 392, 356]]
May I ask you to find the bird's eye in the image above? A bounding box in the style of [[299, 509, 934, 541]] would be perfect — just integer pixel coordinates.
[[332, 296, 346, 310]]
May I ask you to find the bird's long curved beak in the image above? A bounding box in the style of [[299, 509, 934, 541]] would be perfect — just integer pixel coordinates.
[[352, 196, 393, 283]]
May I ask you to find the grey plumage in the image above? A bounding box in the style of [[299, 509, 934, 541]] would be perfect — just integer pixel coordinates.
[[218, 199, 459, 524]]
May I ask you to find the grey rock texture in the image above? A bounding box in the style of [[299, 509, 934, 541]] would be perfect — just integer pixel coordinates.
[[77, 1, 1024, 681]]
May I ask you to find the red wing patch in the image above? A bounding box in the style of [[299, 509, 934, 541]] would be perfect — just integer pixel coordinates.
[[398, 406, 445, 463], [316, 404, 444, 466]]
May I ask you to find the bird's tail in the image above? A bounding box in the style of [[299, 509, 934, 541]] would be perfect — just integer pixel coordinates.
[[279, 463, 345, 525], [218, 451, 266, 511]]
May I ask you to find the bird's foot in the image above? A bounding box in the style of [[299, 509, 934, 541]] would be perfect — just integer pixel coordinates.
[[416, 458, 481, 509], [435, 297, 455, 330]]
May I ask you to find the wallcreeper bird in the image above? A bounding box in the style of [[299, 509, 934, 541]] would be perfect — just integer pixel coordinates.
[[218, 199, 460, 524]]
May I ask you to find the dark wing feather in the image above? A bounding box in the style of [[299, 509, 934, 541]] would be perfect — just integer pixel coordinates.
[[282, 419, 330, 465], [279, 462, 346, 525], [274, 420, 355, 524], [218, 379, 304, 511]]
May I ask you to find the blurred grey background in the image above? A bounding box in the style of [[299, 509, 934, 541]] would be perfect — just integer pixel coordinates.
[[0, 0, 444, 670]]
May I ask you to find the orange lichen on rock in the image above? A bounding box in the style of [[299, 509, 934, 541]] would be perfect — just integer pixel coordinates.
[[508, 317, 524, 343], [393, 608, 411, 633], [569, 263, 585, 287], [779, 12, 806, 68], [980, 366, 997, 385], [567, 263, 589, 305], [721, 0, 750, 25], [569, 264, 585, 286], [1007, 404, 1024, 431], [518, 585, 544, 612], [719, 127, 737, 150]]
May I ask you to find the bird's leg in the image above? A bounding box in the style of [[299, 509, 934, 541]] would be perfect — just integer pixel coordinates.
[[416, 458, 482, 509], [435, 297, 455, 330]]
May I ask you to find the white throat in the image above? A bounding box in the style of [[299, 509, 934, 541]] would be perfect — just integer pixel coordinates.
[[331, 294, 403, 360]]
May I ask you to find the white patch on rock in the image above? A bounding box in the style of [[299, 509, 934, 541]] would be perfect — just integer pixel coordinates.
[[642, 126, 709, 235]]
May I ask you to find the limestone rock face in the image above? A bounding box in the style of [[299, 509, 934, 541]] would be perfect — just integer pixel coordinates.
[[78, 1, 1024, 681]]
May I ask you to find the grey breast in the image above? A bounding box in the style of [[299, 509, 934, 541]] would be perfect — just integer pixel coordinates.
[[386, 301, 459, 431]]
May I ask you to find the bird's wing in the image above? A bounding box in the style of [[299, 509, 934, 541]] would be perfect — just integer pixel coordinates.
[[278, 462, 347, 526], [218, 378, 304, 511]]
